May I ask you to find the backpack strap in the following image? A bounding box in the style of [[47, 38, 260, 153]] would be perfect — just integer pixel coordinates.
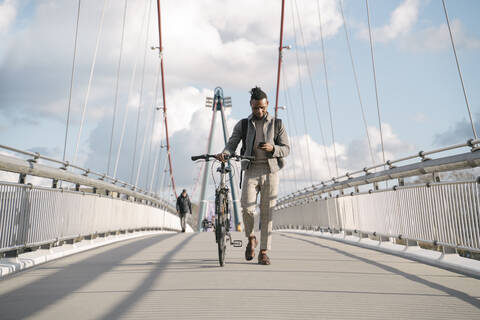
[[274, 118, 282, 143], [240, 118, 248, 156], [239, 118, 249, 189]]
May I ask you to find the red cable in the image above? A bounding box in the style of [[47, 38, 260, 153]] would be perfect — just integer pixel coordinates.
[[274, 0, 286, 119], [156, 0, 177, 199]]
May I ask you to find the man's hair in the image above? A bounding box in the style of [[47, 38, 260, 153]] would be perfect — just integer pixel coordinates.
[[249, 86, 267, 101]]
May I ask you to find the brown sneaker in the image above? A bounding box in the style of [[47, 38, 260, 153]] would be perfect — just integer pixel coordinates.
[[245, 236, 257, 261], [258, 250, 271, 265]]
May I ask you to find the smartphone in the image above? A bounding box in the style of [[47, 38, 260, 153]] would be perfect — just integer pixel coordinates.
[[257, 142, 266, 148]]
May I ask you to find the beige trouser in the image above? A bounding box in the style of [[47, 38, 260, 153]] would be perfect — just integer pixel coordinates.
[[240, 163, 279, 251]]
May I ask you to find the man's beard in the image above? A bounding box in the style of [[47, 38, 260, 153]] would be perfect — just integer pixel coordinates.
[[254, 112, 268, 120]]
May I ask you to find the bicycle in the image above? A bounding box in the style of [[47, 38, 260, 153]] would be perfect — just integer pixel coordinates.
[[191, 153, 254, 266]]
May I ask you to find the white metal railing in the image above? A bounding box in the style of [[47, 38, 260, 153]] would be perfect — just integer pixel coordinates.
[[0, 144, 170, 203], [0, 182, 185, 254], [278, 139, 480, 205], [0, 151, 175, 212], [274, 180, 480, 253]]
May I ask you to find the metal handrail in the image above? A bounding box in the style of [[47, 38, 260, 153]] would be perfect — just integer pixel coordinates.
[[0, 144, 162, 201], [276, 178, 479, 209], [0, 152, 176, 213], [278, 139, 480, 204]]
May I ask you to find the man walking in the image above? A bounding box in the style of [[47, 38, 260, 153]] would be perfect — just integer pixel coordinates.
[[216, 87, 290, 265], [176, 189, 192, 232]]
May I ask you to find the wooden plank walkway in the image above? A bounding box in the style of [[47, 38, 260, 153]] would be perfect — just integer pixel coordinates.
[[1, 232, 479, 319]]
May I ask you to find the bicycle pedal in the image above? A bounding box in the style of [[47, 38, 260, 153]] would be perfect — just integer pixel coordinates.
[[232, 240, 242, 247]]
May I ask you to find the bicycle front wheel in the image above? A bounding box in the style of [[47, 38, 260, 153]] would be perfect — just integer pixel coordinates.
[[215, 192, 227, 267], [217, 226, 226, 267]]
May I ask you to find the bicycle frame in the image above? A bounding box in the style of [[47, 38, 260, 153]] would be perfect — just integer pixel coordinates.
[[215, 161, 235, 244], [191, 154, 252, 266]]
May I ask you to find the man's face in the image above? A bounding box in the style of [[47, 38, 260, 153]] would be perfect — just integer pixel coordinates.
[[182, 191, 186, 196], [250, 98, 268, 119]]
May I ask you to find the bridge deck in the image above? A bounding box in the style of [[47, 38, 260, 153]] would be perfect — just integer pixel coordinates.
[[1, 232, 479, 319]]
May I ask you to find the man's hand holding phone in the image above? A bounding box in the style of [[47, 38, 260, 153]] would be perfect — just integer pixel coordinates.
[[257, 142, 274, 152]]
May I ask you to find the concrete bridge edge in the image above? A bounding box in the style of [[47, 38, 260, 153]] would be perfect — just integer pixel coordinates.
[[0, 229, 192, 278], [277, 230, 480, 279]]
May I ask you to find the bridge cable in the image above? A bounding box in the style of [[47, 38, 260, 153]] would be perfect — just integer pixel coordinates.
[[113, 0, 149, 178], [290, 0, 313, 186], [281, 70, 299, 192], [283, 51, 307, 184], [106, 0, 129, 176], [148, 112, 165, 193], [339, 0, 376, 166], [161, 154, 171, 200], [316, 0, 340, 178], [130, 0, 154, 184], [62, 0, 82, 163], [274, 0, 286, 119], [148, 134, 162, 194], [145, 59, 162, 190], [149, 92, 169, 195], [365, 0, 386, 166], [134, 98, 155, 187], [283, 60, 307, 190], [73, 0, 109, 165], [190, 161, 205, 198], [441, 0, 477, 140], [150, 134, 166, 194], [156, 0, 178, 198], [293, 0, 332, 178], [134, 3, 158, 189], [156, 152, 169, 197]]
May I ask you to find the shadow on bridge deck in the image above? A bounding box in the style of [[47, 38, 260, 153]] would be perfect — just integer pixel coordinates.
[[0, 232, 479, 319]]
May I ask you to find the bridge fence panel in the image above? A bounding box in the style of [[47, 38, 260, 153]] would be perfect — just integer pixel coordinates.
[[0, 182, 182, 253], [274, 181, 480, 252]]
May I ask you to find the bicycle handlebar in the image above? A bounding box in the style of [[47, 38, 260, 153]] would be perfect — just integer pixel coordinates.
[[191, 154, 255, 162]]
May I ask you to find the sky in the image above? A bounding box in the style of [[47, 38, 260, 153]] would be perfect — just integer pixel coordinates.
[[1, 0, 479, 202]]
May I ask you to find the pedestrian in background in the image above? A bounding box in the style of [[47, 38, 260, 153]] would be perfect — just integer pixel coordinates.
[[176, 189, 192, 232]]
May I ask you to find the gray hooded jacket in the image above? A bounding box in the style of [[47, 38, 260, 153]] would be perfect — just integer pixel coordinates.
[[223, 113, 290, 173]]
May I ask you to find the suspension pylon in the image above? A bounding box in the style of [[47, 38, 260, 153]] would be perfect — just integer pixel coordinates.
[[197, 87, 242, 232]]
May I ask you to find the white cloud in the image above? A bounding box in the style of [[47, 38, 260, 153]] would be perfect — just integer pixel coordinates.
[[164, 86, 214, 135], [359, 0, 420, 43], [161, 0, 342, 91], [356, 0, 479, 52], [279, 123, 416, 194], [377, 0, 420, 42], [0, 0, 342, 127], [434, 112, 480, 146], [370, 123, 416, 160], [405, 19, 480, 51], [0, 0, 17, 34]]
